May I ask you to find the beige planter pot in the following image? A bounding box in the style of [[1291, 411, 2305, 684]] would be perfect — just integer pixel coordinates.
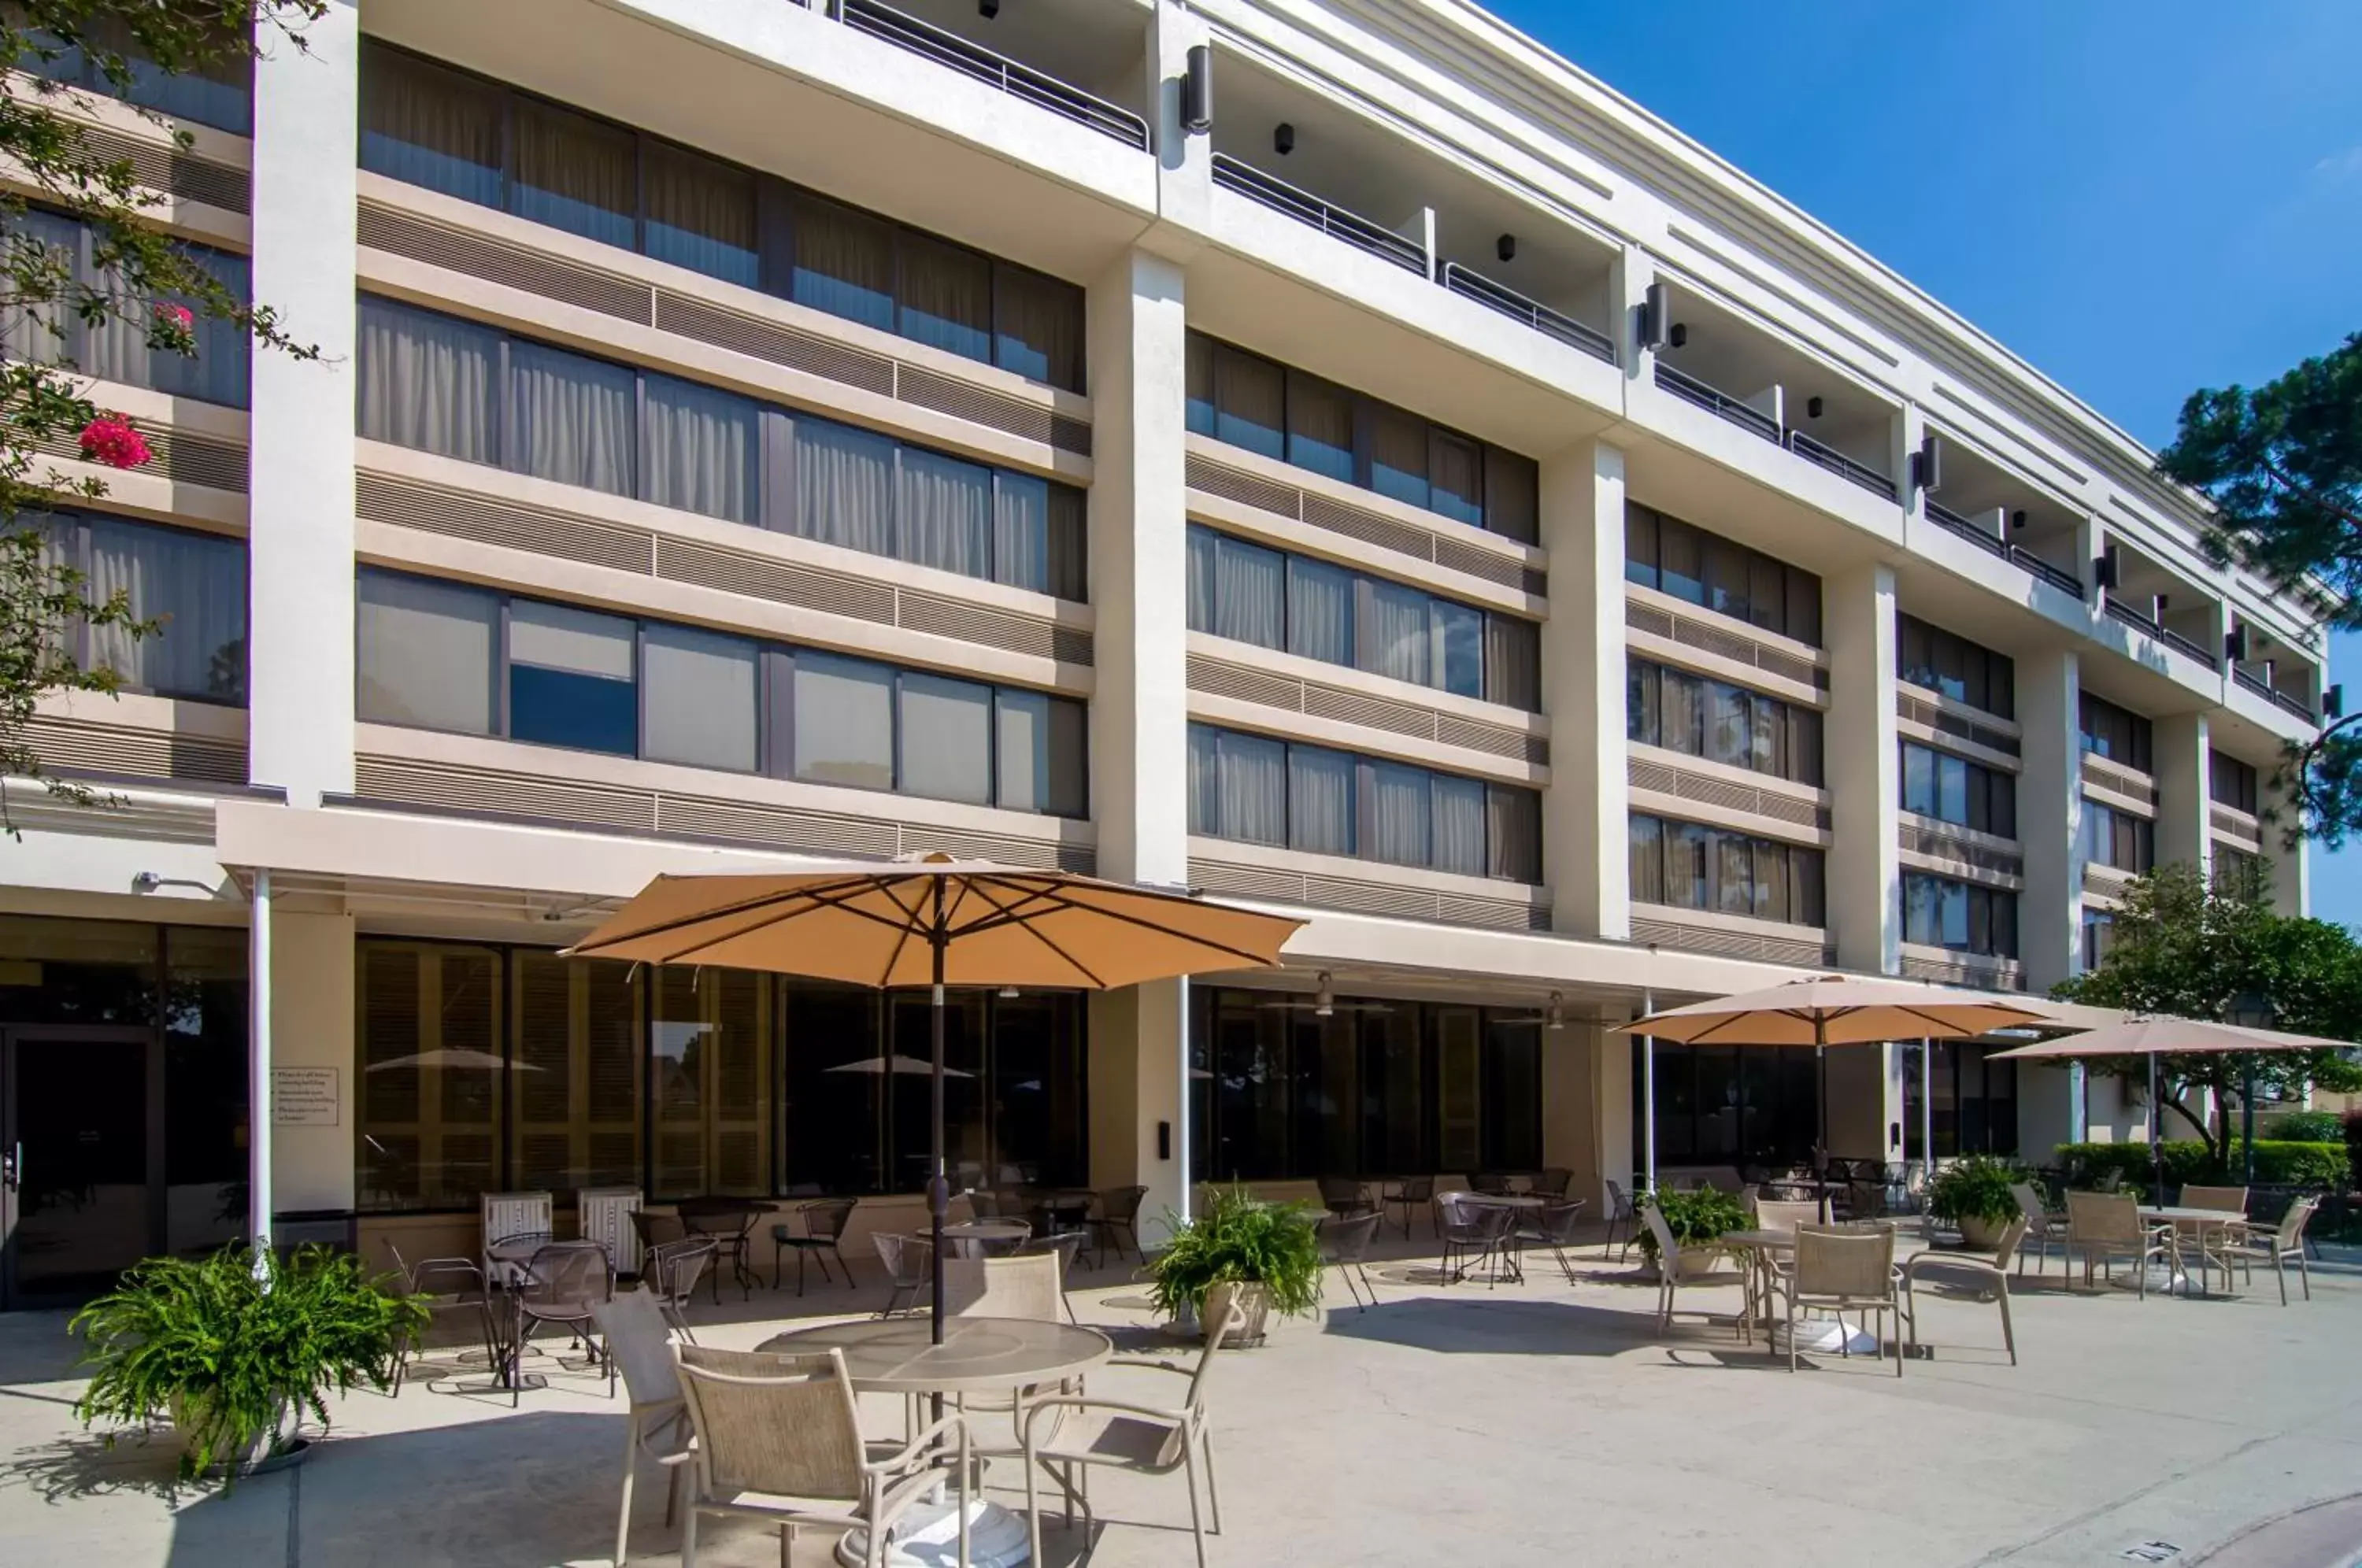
[[1201, 1281, 1272, 1347], [1957, 1214, 2007, 1249]]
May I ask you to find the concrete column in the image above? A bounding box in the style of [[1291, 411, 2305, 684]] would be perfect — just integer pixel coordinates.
[[1085, 247, 1190, 889], [1540, 1024, 1597, 1200], [1539, 439, 1630, 939], [266, 909, 357, 1219], [2020, 646, 2084, 994], [2154, 712, 2210, 881], [2267, 771, 2311, 916], [1087, 980, 1185, 1244], [1591, 1020, 1633, 1214], [1824, 564, 1900, 974], [246, 1, 357, 807]]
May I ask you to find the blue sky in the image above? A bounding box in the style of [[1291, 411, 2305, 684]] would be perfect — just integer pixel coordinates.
[[1486, 0, 2362, 928]]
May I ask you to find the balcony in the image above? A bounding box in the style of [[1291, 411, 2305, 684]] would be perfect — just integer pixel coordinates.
[[1786, 428, 1895, 500], [1654, 361, 1779, 442], [828, 0, 1151, 150], [1925, 500, 2085, 598], [1211, 153, 1425, 273], [2233, 664, 2316, 723], [1441, 264, 1615, 363]]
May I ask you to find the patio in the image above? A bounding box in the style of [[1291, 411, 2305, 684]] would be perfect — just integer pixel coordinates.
[[5, 1226, 2362, 1568]]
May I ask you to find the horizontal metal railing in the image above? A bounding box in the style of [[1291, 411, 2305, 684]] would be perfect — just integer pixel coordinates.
[[1439, 263, 1615, 362], [2158, 623, 2218, 669], [1785, 428, 1895, 499], [840, 0, 1150, 150], [1924, 501, 2085, 597], [1211, 154, 1427, 274], [2235, 665, 2316, 722], [1925, 499, 2005, 558], [1653, 361, 1780, 443], [2012, 547, 2085, 598]]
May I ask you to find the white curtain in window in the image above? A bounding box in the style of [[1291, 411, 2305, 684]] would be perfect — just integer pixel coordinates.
[[899, 448, 991, 580], [1487, 786, 1541, 884], [357, 298, 497, 463], [991, 472, 1050, 594], [1216, 537, 1284, 650], [1187, 723, 1220, 835], [508, 342, 634, 496], [359, 44, 502, 206], [642, 623, 758, 772], [1288, 745, 1356, 856], [1368, 761, 1431, 867], [790, 195, 895, 332], [1715, 832, 1754, 915], [898, 671, 993, 805], [993, 264, 1083, 391], [643, 373, 756, 523], [897, 231, 991, 364], [511, 99, 635, 249], [1628, 815, 1665, 904], [1186, 527, 1217, 634], [1432, 775, 1486, 876], [0, 210, 80, 369], [998, 689, 1081, 814], [793, 418, 894, 557], [1220, 731, 1287, 846], [643, 141, 758, 287], [1704, 682, 1751, 768], [1364, 577, 1430, 686], [85, 521, 245, 701], [1755, 841, 1793, 923], [355, 572, 495, 734], [1285, 555, 1352, 665], [793, 652, 895, 791], [84, 241, 249, 406]]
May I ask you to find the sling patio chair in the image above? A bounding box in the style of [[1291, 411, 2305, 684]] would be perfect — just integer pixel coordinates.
[[1640, 1201, 1746, 1340], [2064, 1190, 2174, 1298], [641, 1237, 717, 1343], [872, 1232, 931, 1318], [517, 1240, 617, 1401], [1772, 1224, 1901, 1377], [1089, 1185, 1149, 1268], [1899, 1214, 2028, 1366], [2009, 1182, 2065, 1276], [588, 1288, 689, 1567], [2223, 1195, 2319, 1305]]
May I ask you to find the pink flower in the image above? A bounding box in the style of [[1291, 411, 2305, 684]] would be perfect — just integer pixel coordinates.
[[154, 302, 194, 332], [78, 415, 152, 469]]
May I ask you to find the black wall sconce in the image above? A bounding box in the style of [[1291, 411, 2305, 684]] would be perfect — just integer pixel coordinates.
[[979, 0, 998, 17], [2010, 508, 2028, 531], [1667, 322, 1688, 348], [1496, 233, 1516, 263], [1273, 122, 1295, 155], [2094, 544, 2121, 589], [1182, 44, 1212, 133], [2326, 683, 2344, 720], [2226, 623, 2253, 663], [1805, 396, 1823, 420], [1639, 281, 1669, 348], [1909, 433, 1942, 493]]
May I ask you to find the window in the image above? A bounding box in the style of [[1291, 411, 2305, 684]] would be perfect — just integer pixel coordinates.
[[2079, 801, 2155, 873], [357, 941, 503, 1212], [357, 41, 1086, 391], [2082, 908, 2115, 971], [1627, 660, 1823, 786], [1635, 1040, 1820, 1167], [4, 209, 250, 406], [1624, 504, 1821, 645], [2079, 693, 2153, 772], [1187, 990, 1542, 1182], [1899, 742, 2016, 836], [357, 296, 1086, 599], [2212, 846, 2264, 895], [30, 512, 246, 704], [1903, 1042, 2019, 1159], [357, 570, 1086, 814], [1897, 615, 2014, 719], [1903, 874, 2019, 958], [1185, 525, 1541, 710], [1628, 812, 1826, 926], [24, 17, 254, 134], [1183, 331, 1540, 542], [1188, 723, 1541, 882], [2210, 752, 2260, 815]]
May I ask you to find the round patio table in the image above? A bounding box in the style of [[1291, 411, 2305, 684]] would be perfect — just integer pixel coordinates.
[[2139, 1205, 2246, 1297], [931, 1219, 1034, 1259], [756, 1315, 1113, 1568], [1716, 1227, 1891, 1354]]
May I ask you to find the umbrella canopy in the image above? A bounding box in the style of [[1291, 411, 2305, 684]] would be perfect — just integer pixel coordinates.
[[565, 854, 1303, 1341], [365, 1048, 538, 1073], [1986, 1017, 2349, 1060], [825, 1054, 975, 1078], [1618, 974, 2057, 1047]]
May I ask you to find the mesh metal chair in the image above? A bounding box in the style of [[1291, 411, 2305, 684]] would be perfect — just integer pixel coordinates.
[[1316, 1176, 1375, 1217], [2224, 1195, 2319, 1304], [1090, 1185, 1148, 1267], [1513, 1199, 1589, 1284], [1899, 1215, 2027, 1366], [589, 1288, 689, 1566], [1605, 1178, 1638, 1260], [1383, 1174, 1436, 1239], [1774, 1224, 1901, 1376], [628, 1208, 684, 1264], [1015, 1231, 1087, 1324], [673, 1344, 969, 1568], [518, 1240, 616, 1400], [1640, 1201, 1743, 1338], [642, 1237, 717, 1343], [1433, 1192, 1512, 1286], [2065, 1190, 2172, 1298], [383, 1239, 491, 1395], [1020, 1297, 1236, 1568], [1319, 1210, 1383, 1311], [772, 1196, 857, 1295], [872, 1232, 932, 1318], [1532, 1167, 1575, 1200]]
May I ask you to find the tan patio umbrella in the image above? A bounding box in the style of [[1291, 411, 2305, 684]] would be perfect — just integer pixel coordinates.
[[1616, 976, 2058, 1191], [564, 853, 1304, 1335], [1989, 1016, 2350, 1193]]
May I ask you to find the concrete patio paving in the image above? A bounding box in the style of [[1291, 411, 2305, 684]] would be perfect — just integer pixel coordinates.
[[3, 1231, 2360, 1568]]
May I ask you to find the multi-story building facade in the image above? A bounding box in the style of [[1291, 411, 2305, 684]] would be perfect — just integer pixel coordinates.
[[0, 0, 2326, 1303]]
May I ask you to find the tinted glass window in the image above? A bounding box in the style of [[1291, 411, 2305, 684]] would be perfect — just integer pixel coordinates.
[[507, 600, 636, 755], [356, 571, 496, 734]]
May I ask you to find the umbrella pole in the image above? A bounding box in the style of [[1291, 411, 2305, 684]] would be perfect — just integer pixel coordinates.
[[929, 909, 950, 1347], [1641, 989, 1657, 1196], [1920, 1038, 1933, 1198], [2147, 1052, 2161, 1203]]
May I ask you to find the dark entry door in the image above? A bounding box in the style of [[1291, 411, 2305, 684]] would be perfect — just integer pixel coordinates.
[[2, 1028, 156, 1307]]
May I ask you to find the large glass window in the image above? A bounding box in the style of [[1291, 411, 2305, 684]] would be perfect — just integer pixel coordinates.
[[1628, 812, 1826, 926], [1184, 331, 1541, 543], [1897, 614, 2014, 719], [1624, 503, 1823, 645], [357, 296, 1086, 600], [28, 511, 246, 704], [2210, 752, 2260, 815], [22, 17, 254, 134], [1901, 874, 2019, 959], [1188, 723, 1542, 882], [1899, 741, 2016, 837], [2079, 801, 2155, 873], [4, 209, 250, 406], [509, 951, 641, 1194], [357, 941, 504, 1213], [1627, 660, 1823, 786], [1903, 1042, 2019, 1159], [358, 41, 1086, 391], [2079, 693, 2153, 772], [1186, 524, 1541, 710], [357, 569, 1086, 815], [1635, 1041, 1820, 1167]]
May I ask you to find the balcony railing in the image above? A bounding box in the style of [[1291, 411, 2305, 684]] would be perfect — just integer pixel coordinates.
[[1924, 501, 2086, 598], [1211, 153, 1426, 274], [2234, 665, 2317, 722], [1653, 361, 1780, 443], [839, 0, 1150, 150], [1439, 263, 1615, 363], [2158, 623, 2218, 670], [1786, 428, 1895, 499], [2101, 595, 2160, 641]]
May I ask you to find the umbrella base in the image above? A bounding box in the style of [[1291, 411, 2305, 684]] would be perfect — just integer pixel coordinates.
[[1774, 1318, 1881, 1356], [837, 1495, 1031, 1568]]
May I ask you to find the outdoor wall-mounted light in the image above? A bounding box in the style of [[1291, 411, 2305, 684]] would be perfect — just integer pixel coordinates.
[[2226, 623, 2253, 663], [1313, 971, 1334, 1017], [1910, 434, 1942, 494], [978, 0, 998, 17], [1667, 322, 1688, 348], [1496, 233, 1517, 263], [131, 871, 215, 896], [1639, 281, 1669, 349], [2327, 683, 2345, 719], [1182, 44, 1212, 134], [2011, 508, 2028, 531], [2094, 544, 2121, 589], [1546, 991, 1564, 1032], [1273, 122, 1295, 155], [1805, 396, 1823, 420]]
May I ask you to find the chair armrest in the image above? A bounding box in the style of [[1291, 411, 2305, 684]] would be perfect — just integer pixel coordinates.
[[1020, 1396, 1190, 1442], [1105, 1357, 1198, 1378], [1903, 1253, 2004, 1285], [864, 1413, 968, 1477]]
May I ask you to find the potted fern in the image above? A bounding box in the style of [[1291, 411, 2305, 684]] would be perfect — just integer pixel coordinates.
[[1148, 1186, 1323, 1345], [1632, 1187, 1748, 1279], [1926, 1154, 2025, 1248], [72, 1242, 427, 1485]]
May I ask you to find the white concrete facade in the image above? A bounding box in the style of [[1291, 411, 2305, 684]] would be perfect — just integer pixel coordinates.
[[0, 0, 2328, 1271]]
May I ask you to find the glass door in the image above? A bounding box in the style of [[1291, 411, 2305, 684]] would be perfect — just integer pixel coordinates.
[[2, 1027, 157, 1307]]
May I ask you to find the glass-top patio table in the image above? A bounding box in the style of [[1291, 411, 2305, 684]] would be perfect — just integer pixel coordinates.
[[2139, 1206, 2247, 1297]]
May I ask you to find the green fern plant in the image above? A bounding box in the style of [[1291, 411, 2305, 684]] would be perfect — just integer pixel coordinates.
[[1631, 1186, 1748, 1261], [1926, 1155, 2027, 1227], [1147, 1185, 1324, 1321], [71, 1243, 427, 1485]]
